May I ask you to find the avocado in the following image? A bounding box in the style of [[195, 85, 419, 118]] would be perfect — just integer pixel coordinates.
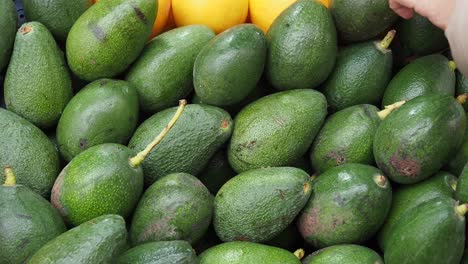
[[199, 241, 301, 264], [57, 79, 139, 161], [130, 173, 213, 246], [396, 14, 448, 56], [374, 94, 466, 184], [194, 24, 267, 106], [378, 171, 457, 250], [383, 197, 466, 264], [28, 214, 128, 264], [456, 70, 468, 111], [266, 224, 302, 251], [456, 163, 468, 203], [0, 167, 66, 264], [322, 30, 394, 111], [0, 0, 17, 73], [198, 149, 236, 195], [446, 115, 468, 175], [214, 167, 311, 242], [129, 104, 233, 185], [0, 108, 60, 197], [381, 54, 456, 106], [310, 104, 391, 174], [228, 89, 327, 173], [266, 0, 337, 90], [66, 0, 157, 81], [126, 25, 214, 113], [297, 163, 392, 248], [117, 240, 198, 264], [23, 0, 92, 41], [302, 245, 383, 264], [330, 0, 398, 42], [4, 22, 73, 129]]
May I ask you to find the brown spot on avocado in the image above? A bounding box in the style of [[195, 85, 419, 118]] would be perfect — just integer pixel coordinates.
[[51, 166, 68, 217], [131, 3, 147, 24], [297, 207, 320, 238], [16, 214, 33, 220], [79, 139, 87, 150], [100, 79, 109, 86], [221, 119, 229, 129], [334, 193, 346, 207], [19, 25, 32, 35], [389, 153, 421, 178], [235, 236, 250, 241], [139, 209, 177, 243], [326, 151, 346, 165], [278, 189, 286, 199]]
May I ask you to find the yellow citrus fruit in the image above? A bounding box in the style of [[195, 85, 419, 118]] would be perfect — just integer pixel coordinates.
[[172, 0, 249, 34], [250, 0, 330, 33], [93, 0, 171, 39]]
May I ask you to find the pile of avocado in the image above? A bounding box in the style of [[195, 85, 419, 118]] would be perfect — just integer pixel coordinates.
[[1, 0, 467, 263]]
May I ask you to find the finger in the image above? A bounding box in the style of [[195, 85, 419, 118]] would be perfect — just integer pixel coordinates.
[[394, 7, 415, 19]]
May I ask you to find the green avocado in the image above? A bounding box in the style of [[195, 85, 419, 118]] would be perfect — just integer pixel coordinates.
[[383, 197, 465, 264], [228, 89, 327, 173], [378, 171, 457, 250], [130, 173, 213, 246], [322, 31, 394, 111], [266, 0, 337, 90], [302, 245, 384, 264], [0, 168, 66, 264], [129, 104, 233, 186], [198, 149, 236, 195], [126, 25, 214, 113], [56, 79, 139, 161], [117, 240, 198, 264], [330, 0, 398, 42], [214, 167, 312, 243], [194, 24, 267, 106], [28, 214, 128, 264], [51, 144, 143, 226], [456, 70, 468, 111], [4, 22, 73, 128], [396, 13, 448, 56], [456, 163, 468, 203], [446, 115, 468, 175], [199, 241, 301, 264], [0, 108, 60, 197], [23, 0, 93, 41], [297, 164, 392, 248], [0, 0, 17, 72], [382, 54, 456, 106], [374, 94, 466, 184], [310, 104, 381, 174], [66, 0, 156, 81]]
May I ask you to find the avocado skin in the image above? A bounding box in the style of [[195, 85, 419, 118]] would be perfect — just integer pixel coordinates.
[[214, 167, 312, 243], [23, 0, 93, 41], [129, 104, 233, 186], [228, 89, 327, 173], [117, 240, 199, 264], [194, 24, 267, 106], [302, 244, 384, 264], [126, 25, 215, 114], [383, 197, 465, 264], [28, 214, 128, 264], [382, 54, 455, 106], [266, 0, 337, 90], [378, 171, 457, 250], [310, 104, 381, 174], [66, 0, 156, 81], [0, 108, 60, 198], [322, 40, 393, 111], [0, 0, 17, 72], [56, 79, 139, 161], [374, 94, 466, 184], [330, 0, 398, 42], [5, 22, 73, 128], [297, 164, 392, 248], [51, 143, 143, 227], [0, 182, 66, 264], [199, 241, 301, 264]]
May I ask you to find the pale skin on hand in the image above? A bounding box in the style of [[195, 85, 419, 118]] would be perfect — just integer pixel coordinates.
[[388, 0, 455, 30]]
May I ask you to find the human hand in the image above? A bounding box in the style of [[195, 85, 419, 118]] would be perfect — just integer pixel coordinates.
[[389, 0, 455, 30]]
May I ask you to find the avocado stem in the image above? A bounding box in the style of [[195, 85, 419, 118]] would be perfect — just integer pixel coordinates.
[[379, 29, 396, 50], [451, 182, 457, 192], [455, 204, 468, 216], [378, 100, 406, 120], [293, 248, 305, 260], [449, 61, 457, 72], [373, 175, 387, 187], [3, 166, 16, 186], [457, 94, 468, 105], [129, 99, 187, 168]]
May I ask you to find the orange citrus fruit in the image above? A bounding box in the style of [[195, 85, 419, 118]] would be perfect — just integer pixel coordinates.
[[172, 0, 249, 34], [250, 0, 330, 33]]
